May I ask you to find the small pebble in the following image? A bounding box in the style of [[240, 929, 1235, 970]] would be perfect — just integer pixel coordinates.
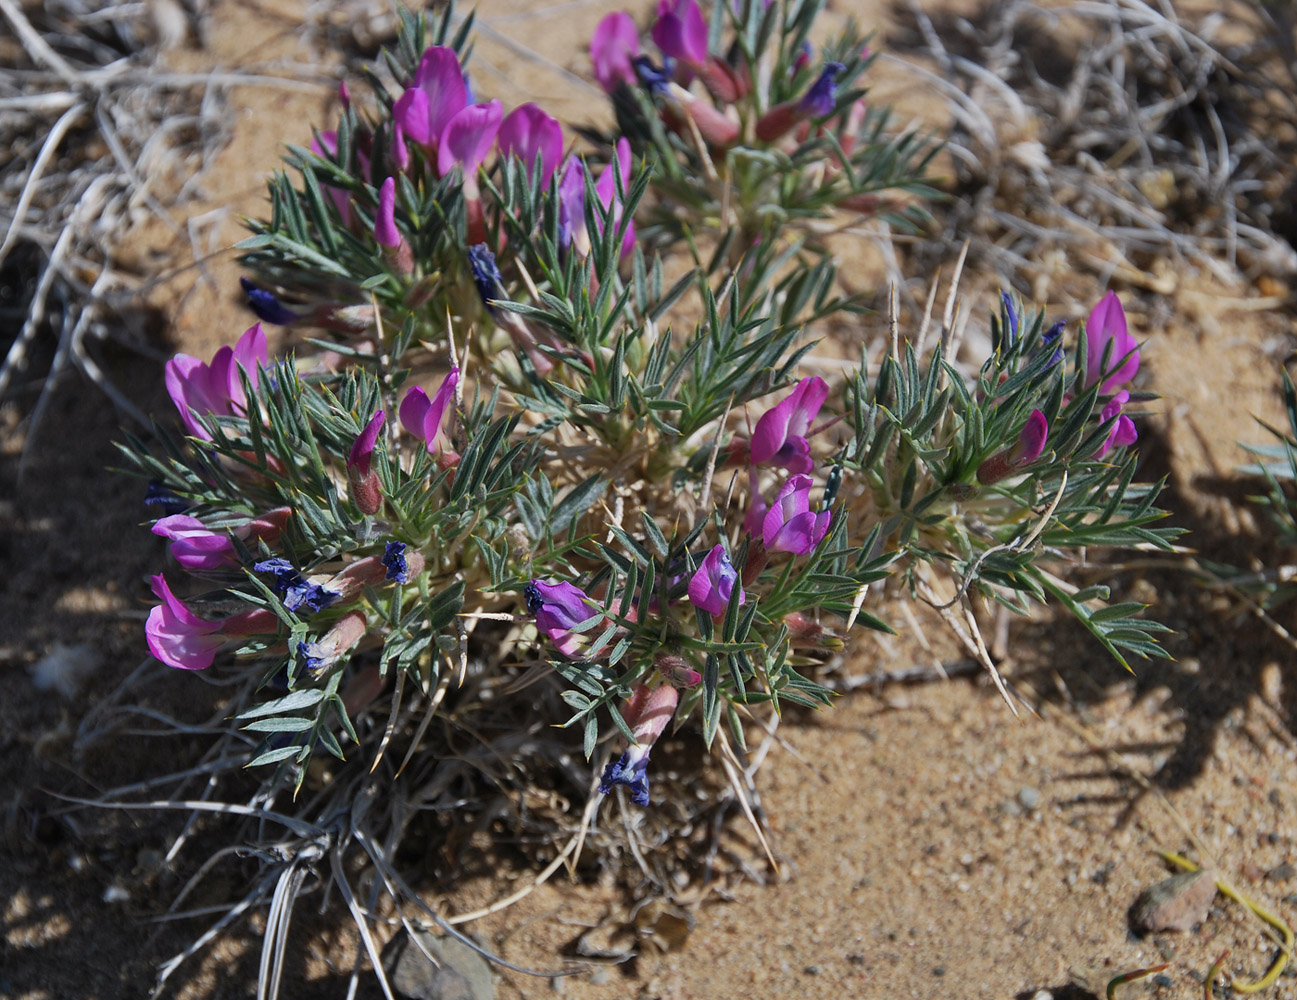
[[1130, 868, 1217, 934], [1018, 787, 1041, 810], [381, 929, 494, 1000], [1268, 863, 1296, 882]]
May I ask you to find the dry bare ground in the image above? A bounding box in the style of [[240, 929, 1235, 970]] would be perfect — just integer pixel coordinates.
[[3, 0, 1297, 998]]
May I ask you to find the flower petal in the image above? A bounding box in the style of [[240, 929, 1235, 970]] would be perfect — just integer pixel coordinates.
[[591, 11, 641, 92], [437, 100, 503, 177], [498, 103, 564, 187]]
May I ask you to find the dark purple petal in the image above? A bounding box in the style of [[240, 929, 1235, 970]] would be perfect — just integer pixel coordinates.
[[797, 61, 845, 118], [468, 243, 504, 313], [632, 54, 671, 94], [1000, 291, 1020, 346], [598, 745, 651, 805], [382, 541, 409, 583], [240, 278, 300, 326], [144, 481, 189, 515]]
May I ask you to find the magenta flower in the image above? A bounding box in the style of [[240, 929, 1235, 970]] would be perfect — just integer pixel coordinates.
[[1085, 291, 1139, 394], [1012, 409, 1050, 465], [749, 376, 829, 474], [591, 11, 641, 92], [498, 103, 564, 187], [347, 409, 386, 514], [593, 137, 637, 258], [556, 142, 636, 259], [976, 410, 1050, 485], [393, 46, 468, 152], [599, 683, 679, 806], [145, 575, 276, 670], [525, 579, 597, 658], [652, 0, 708, 67], [348, 409, 386, 476], [557, 156, 588, 252], [151, 515, 236, 572], [437, 99, 503, 179], [688, 544, 745, 617], [762, 475, 832, 555], [1094, 390, 1138, 459], [375, 177, 401, 250], [399, 368, 459, 455], [374, 177, 413, 275], [165, 323, 267, 440]]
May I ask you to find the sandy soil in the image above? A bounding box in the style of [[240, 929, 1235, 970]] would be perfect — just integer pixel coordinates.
[[3, 1, 1296, 999]]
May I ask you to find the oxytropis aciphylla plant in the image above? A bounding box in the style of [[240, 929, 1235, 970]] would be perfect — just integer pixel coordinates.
[[122, 3, 1175, 807], [585, 0, 940, 265]]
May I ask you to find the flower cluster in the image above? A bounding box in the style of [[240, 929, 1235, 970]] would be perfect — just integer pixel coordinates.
[[586, 0, 938, 263]]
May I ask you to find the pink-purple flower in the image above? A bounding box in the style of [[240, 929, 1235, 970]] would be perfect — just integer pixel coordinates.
[[1013, 409, 1050, 465], [145, 575, 276, 670], [556, 139, 637, 259], [437, 99, 503, 180], [347, 409, 386, 514], [749, 376, 829, 474], [393, 46, 469, 155], [497, 103, 564, 187], [399, 368, 459, 456], [976, 409, 1050, 485], [1094, 390, 1138, 459], [651, 0, 708, 68], [762, 475, 832, 555], [151, 508, 291, 573], [164, 323, 268, 440], [688, 544, 745, 616], [594, 138, 637, 258], [526, 579, 597, 658], [152, 515, 236, 571], [591, 12, 641, 93], [1085, 291, 1139, 394]]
